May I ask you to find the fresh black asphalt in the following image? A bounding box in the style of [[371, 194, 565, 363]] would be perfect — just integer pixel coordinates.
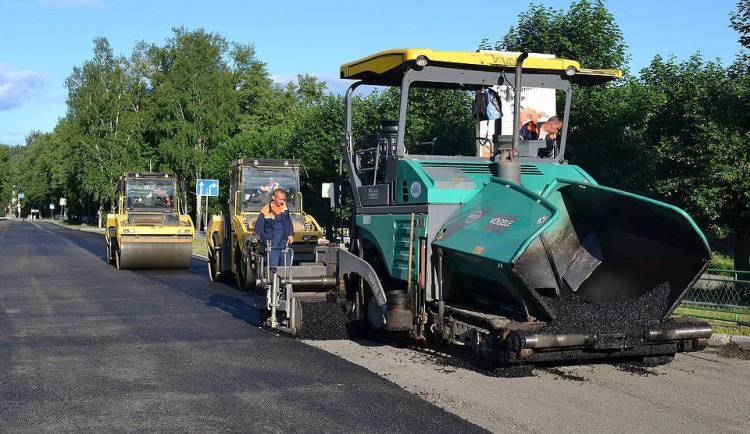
[[0, 220, 486, 432]]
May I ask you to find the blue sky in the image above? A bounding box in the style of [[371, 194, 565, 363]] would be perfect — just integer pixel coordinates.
[[0, 0, 744, 146]]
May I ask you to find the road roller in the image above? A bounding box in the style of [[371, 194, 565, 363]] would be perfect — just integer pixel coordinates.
[[105, 172, 194, 269], [206, 158, 347, 335]]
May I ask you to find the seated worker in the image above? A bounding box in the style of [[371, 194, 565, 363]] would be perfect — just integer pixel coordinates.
[[519, 116, 562, 158], [259, 179, 280, 193], [254, 188, 294, 267], [151, 187, 172, 208]]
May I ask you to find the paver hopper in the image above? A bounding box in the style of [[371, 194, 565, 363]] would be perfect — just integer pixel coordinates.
[[432, 177, 711, 363]]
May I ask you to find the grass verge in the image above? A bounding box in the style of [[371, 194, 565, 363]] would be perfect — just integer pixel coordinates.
[[193, 236, 207, 257], [674, 306, 750, 336]]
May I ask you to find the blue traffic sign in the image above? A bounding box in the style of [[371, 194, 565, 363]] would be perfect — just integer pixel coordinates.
[[196, 179, 219, 197]]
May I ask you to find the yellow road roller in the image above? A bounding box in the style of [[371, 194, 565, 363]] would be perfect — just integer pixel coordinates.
[[105, 172, 194, 269], [206, 158, 326, 290]]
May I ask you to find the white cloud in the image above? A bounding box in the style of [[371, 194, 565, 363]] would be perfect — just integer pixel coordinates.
[[270, 74, 297, 87], [271, 72, 354, 96], [0, 64, 50, 111], [0, 129, 26, 146], [316, 73, 353, 96]]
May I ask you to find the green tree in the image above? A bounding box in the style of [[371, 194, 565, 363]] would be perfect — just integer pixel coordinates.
[[497, 0, 627, 70], [204, 124, 295, 216], [569, 78, 655, 192], [205, 75, 338, 223], [642, 54, 750, 270], [492, 0, 632, 189], [0, 144, 16, 216], [294, 74, 328, 108], [231, 42, 278, 131], [288, 92, 345, 228], [12, 131, 66, 217], [65, 37, 147, 214], [145, 27, 246, 226], [730, 0, 750, 48]]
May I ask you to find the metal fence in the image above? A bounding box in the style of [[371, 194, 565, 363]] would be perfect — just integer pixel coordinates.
[[678, 269, 750, 328]]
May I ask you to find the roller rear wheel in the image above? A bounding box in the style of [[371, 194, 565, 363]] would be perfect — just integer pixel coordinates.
[[208, 250, 222, 282], [235, 245, 256, 290], [106, 240, 115, 265]]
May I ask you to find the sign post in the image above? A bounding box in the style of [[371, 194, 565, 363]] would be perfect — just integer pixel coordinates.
[[59, 198, 67, 220], [195, 179, 219, 232], [17, 192, 24, 218]]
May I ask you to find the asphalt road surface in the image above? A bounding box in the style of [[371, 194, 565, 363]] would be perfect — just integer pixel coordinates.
[[1, 220, 748, 433], [0, 220, 483, 433]]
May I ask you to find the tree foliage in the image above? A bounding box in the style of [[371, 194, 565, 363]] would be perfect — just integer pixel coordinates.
[[0, 144, 14, 215], [144, 27, 243, 219], [731, 0, 750, 48], [497, 0, 627, 70], [644, 54, 750, 269], [487, 0, 750, 269], [492, 0, 632, 188], [12, 131, 67, 217], [65, 37, 148, 211]]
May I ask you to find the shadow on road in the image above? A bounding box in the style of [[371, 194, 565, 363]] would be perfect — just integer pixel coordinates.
[[43, 221, 267, 329], [207, 293, 264, 327]]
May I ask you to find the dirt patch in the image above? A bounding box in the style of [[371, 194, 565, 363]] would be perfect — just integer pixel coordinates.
[[399, 344, 537, 378], [615, 362, 664, 376], [542, 366, 588, 381], [704, 342, 750, 360]]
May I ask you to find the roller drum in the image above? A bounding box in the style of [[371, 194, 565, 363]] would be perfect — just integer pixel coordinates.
[[118, 239, 193, 269]]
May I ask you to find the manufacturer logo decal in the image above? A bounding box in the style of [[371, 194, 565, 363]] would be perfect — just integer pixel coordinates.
[[410, 182, 422, 198], [465, 210, 483, 224], [437, 207, 489, 241], [481, 213, 518, 234]]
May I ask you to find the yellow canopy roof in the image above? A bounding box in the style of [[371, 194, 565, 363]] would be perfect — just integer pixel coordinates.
[[340, 48, 622, 86]]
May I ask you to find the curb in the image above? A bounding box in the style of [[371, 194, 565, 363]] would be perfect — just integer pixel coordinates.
[[708, 333, 750, 351]]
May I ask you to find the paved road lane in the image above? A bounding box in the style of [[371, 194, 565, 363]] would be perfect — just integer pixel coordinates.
[[0, 220, 485, 433]]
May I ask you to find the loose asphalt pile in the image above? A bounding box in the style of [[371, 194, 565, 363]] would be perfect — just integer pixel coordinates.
[[298, 300, 353, 340], [537, 282, 673, 335]]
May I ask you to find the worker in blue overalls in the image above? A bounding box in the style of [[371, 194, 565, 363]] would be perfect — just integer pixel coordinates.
[[255, 188, 294, 266]]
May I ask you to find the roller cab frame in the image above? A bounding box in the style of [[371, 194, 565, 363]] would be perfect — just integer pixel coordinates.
[[206, 158, 370, 334], [337, 48, 712, 365], [105, 172, 194, 269]]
